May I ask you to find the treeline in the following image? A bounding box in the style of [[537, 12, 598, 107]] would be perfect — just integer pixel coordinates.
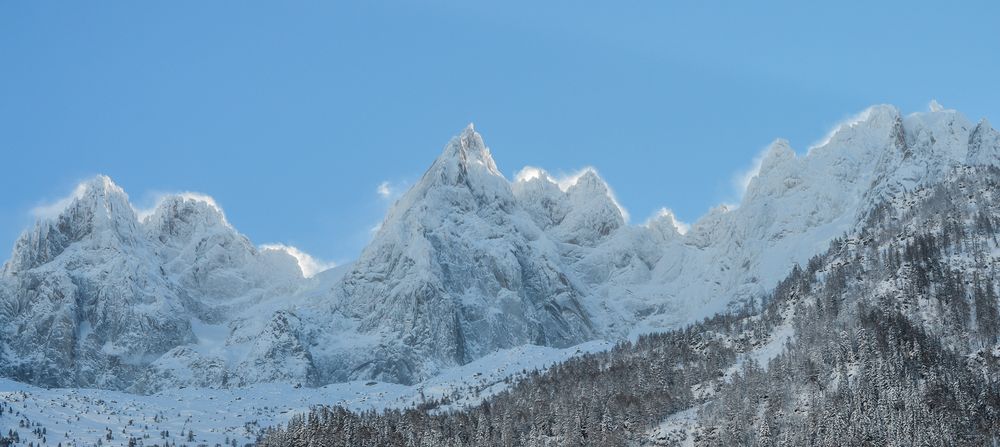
[[698, 167, 1000, 445], [258, 299, 796, 447]]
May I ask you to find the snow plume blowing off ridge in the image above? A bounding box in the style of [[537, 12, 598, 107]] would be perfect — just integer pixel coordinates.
[[514, 165, 630, 222], [21, 175, 334, 279], [260, 243, 335, 278], [29, 181, 91, 220], [135, 191, 227, 222], [28, 176, 227, 225]]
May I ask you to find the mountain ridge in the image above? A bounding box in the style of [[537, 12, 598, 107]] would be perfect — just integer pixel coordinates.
[[1, 102, 998, 392]]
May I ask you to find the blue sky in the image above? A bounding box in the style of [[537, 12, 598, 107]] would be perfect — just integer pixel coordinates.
[[2, 1, 999, 264]]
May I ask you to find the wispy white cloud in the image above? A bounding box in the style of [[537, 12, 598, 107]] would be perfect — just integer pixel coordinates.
[[731, 147, 770, 201], [554, 167, 593, 191], [259, 243, 335, 278], [376, 181, 392, 199], [514, 165, 599, 192], [514, 166, 548, 183], [565, 167, 631, 223], [807, 106, 883, 152], [646, 207, 689, 235], [30, 183, 89, 220], [27, 176, 229, 227], [375, 179, 410, 202], [367, 179, 411, 240], [25, 178, 334, 279], [133, 191, 227, 223], [514, 166, 631, 222]]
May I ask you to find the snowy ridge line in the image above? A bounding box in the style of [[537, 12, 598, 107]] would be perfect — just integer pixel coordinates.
[[1, 103, 999, 393]]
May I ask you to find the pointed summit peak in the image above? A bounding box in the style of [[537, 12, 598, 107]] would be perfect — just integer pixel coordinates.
[[765, 138, 794, 159], [757, 139, 796, 175], [31, 174, 134, 223], [29, 176, 104, 221], [566, 168, 607, 193], [80, 175, 135, 221], [560, 168, 613, 199], [557, 167, 629, 233], [768, 138, 793, 152], [83, 174, 122, 196], [6, 175, 140, 274], [456, 122, 480, 146], [437, 123, 499, 174], [971, 117, 996, 138], [420, 124, 506, 193], [391, 124, 515, 217], [76, 175, 130, 209], [61, 174, 137, 228], [968, 117, 1000, 165], [456, 123, 485, 157], [929, 99, 945, 113], [456, 122, 481, 147]]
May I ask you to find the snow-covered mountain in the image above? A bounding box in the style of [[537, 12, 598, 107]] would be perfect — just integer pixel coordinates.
[[0, 179, 307, 392], [571, 104, 1000, 335], [334, 125, 595, 383], [1, 103, 998, 392], [261, 163, 1000, 447]]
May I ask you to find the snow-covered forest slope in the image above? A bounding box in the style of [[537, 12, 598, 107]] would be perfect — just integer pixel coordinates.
[[261, 165, 1000, 446]]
